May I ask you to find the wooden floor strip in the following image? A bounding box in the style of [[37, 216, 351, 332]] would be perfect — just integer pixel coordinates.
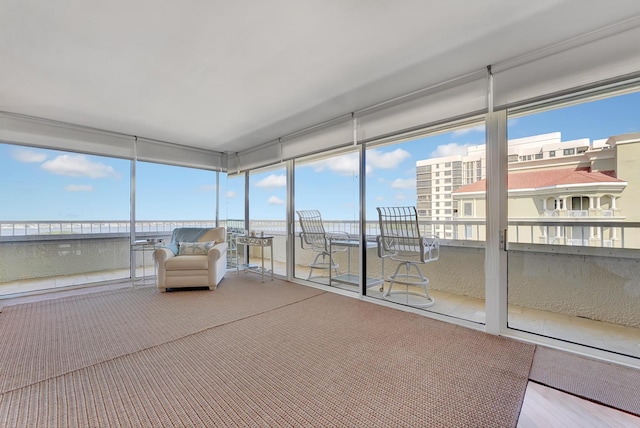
[[518, 382, 640, 427]]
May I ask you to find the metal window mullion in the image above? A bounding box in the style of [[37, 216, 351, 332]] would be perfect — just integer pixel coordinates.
[[286, 159, 295, 281], [485, 67, 508, 335], [130, 138, 137, 282], [357, 116, 367, 297]]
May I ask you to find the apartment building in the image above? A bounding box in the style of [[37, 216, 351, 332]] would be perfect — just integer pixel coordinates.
[[417, 132, 638, 245]]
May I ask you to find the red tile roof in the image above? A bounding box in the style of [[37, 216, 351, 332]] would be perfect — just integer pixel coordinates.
[[453, 167, 624, 193]]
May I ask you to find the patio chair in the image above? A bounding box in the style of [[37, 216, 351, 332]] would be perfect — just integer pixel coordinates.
[[296, 210, 349, 280], [226, 227, 244, 269], [376, 206, 439, 307]]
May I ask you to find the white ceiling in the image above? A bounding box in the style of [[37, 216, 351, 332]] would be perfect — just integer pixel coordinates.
[[2, 0, 640, 154]]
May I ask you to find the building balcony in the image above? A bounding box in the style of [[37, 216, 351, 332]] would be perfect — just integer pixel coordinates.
[[544, 209, 621, 217]]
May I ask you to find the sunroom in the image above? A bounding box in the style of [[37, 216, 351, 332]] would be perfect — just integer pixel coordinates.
[[2, 0, 640, 390]]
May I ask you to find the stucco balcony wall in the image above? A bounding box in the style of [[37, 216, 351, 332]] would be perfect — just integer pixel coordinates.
[[2, 236, 639, 330]]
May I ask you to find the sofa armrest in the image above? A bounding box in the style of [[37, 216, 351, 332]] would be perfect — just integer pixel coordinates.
[[154, 247, 176, 266], [207, 241, 228, 262], [153, 247, 176, 292]]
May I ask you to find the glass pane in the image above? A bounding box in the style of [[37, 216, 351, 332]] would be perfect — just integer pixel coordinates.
[[294, 149, 360, 290], [247, 166, 287, 277], [0, 144, 131, 295], [223, 173, 246, 269], [507, 89, 640, 358], [366, 121, 486, 324], [135, 162, 217, 281]]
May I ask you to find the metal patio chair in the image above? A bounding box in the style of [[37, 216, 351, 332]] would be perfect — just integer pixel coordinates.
[[297, 210, 349, 280], [226, 227, 244, 269], [376, 206, 439, 307]]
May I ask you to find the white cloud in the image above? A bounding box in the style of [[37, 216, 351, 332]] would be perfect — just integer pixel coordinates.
[[41, 155, 120, 179], [395, 193, 406, 200], [267, 195, 285, 205], [367, 148, 410, 169], [256, 174, 286, 188], [431, 143, 472, 158], [226, 190, 237, 198], [453, 125, 485, 136], [12, 149, 47, 163], [198, 184, 216, 192], [376, 196, 385, 202], [65, 184, 94, 192], [306, 148, 409, 176], [308, 153, 360, 176], [391, 178, 415, 189]]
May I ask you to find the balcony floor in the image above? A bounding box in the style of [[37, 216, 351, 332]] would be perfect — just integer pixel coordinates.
[[2, 259, 639, 360]]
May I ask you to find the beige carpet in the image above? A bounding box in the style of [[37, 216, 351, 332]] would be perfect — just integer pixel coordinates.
[[530, 346, 640, 417], [0, 275, 535, 427], [0, 273, 324, 393]]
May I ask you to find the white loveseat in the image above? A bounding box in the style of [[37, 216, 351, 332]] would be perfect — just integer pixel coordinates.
[[153, 227, 228, 292]]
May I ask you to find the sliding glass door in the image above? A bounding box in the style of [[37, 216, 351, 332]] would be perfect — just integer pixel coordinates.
[[506, 86, 640, 358], [365, 119, 487, 324], [0, 144, 131, 295], [135, 161, 217, 281], [248, 165, 287, 277], [293, 148, 360, 290]]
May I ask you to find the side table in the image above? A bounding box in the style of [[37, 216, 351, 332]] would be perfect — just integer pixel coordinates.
[[235, 235, 274, 282], [131, 240, 162, 286]]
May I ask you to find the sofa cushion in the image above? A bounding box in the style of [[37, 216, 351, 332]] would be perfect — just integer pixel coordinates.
[[178, 241, 216, 255], [165, 255, 209, 270]]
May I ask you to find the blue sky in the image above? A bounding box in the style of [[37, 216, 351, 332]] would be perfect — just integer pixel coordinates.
[[2, 91, 639, 222]]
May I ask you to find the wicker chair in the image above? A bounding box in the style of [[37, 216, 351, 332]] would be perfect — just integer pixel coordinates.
[[296, 210, 348, 280], [376, 206, 439, 307]]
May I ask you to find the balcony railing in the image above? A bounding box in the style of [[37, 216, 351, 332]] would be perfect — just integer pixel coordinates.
[[544, 209, 619, 218], [2, 219, 639, 249], [568, 210, 589, 217], [0, 220, 218, 239]]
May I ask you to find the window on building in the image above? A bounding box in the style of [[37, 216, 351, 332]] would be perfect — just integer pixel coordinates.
[[549, 150, 556, 157], [445, 162, 451, 167], [535, 153, 543, 159], [571, 196, 590, 210], [465, 225, 473, 239], [463, 202, 473, 216], [563, 148, 575, 155], [444, 186, 452, 191]]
